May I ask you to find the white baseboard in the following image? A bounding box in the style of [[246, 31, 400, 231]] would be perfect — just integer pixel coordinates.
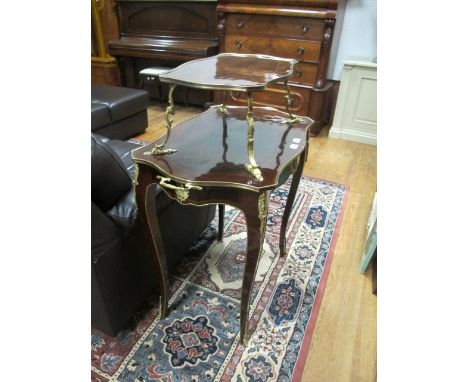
[[329, 127, 376, 145]]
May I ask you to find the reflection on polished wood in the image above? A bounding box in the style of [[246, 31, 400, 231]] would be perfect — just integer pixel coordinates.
[[158, 53, 297, 91], [133, 106, 310, 189], [136, 103, 377, 381]]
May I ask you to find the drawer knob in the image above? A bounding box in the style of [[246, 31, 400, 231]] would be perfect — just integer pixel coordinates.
[[302, 25, 309, 33], [237, 20, 245, 28], [236, 40, 243, 49], [297, 47, 305, 55]]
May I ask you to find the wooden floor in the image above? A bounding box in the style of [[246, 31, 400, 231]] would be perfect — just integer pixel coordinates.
[[136, 103, 377, 382]]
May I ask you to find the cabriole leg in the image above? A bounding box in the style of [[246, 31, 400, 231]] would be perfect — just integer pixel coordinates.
[[134, 164, 170, 319], [279, 151, 306, 257], [239, 191, 269, 345]]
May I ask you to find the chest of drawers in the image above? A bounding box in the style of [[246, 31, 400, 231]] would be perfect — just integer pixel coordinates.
[[216, 0, 338, 134]]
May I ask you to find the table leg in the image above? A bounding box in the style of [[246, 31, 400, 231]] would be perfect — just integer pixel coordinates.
[[217, 204, 224, 241], [240, 192, 269, 345], [279, 151, 306, 257], [134, 165, 170, 319]]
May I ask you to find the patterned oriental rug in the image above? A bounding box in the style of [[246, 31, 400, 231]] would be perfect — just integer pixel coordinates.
[[92, 176, 347, 382]]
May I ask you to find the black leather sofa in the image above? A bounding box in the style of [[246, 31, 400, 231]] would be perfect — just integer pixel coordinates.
[[91, 134, 216, 336], [91, 84, 149, 140]]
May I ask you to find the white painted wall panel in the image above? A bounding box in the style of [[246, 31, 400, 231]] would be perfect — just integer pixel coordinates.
[[328, 0, 377, 80], [329, 60, 377, 144]]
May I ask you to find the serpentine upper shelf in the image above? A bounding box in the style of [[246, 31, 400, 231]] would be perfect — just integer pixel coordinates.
[[158, 53, 298, 92]]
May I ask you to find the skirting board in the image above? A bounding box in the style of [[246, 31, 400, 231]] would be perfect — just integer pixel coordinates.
[[329, 128, 376, 145], [329, 59, 377, 145]]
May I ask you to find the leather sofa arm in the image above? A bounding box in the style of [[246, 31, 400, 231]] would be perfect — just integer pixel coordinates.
[[91, 134, 132, 211]]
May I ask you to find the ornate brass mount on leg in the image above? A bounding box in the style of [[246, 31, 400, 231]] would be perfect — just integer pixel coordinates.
[[132, 163, 139, 186], [258, 191, 269, 249], [244, 92, 264, 181], [156, 175, 203, 203], [145, 84, 178, 156], [218, 90, 228, 115], [282, 80, 301, 124]]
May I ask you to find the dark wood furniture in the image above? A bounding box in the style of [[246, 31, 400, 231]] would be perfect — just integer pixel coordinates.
[[216, 0, 339, 134], [132, 53, 313, 344], [108, 0, 219, 105]]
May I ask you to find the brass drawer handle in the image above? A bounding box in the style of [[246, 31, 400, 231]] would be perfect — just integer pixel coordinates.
[[235, 40, 243, 49], [237, 20, 245, 28], [156, 176, 202, 203], [297, 47, 305, 55], [294, 68, 303, 78], [302, 25, 309, 33]]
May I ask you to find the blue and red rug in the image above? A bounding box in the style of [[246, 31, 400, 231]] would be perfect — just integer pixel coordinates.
[[92, 176, 347, 382]]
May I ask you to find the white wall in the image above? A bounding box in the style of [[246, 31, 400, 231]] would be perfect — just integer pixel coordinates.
[[328, 0, 377, 80]]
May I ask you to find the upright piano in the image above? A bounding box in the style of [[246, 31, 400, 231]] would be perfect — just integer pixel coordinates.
[[108, 0, 219, 105]]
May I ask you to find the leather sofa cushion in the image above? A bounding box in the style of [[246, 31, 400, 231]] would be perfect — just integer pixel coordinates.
[[91, 135, 132, 212], [92, 85, 149, 123], [91, 103, 111, 131]]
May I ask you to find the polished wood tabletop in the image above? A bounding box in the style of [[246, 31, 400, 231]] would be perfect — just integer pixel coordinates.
[[132, 106, 311, 190], [158, 53, 297, 91]]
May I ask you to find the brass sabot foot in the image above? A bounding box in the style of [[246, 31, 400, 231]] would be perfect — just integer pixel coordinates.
[[240, 331, 251, 346]]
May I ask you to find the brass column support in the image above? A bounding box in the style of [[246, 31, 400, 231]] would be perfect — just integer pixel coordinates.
[[145, 84, 178, 155], [283, 79, 301, 124], [244, 92, 263, 181]]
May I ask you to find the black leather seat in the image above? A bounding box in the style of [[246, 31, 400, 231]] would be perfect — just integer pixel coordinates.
[[91, 85, 149, 140], [91, 134, 215, 336]]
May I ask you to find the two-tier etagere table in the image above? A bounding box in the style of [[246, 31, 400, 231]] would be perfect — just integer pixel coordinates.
[[132, 53, 315, 345]]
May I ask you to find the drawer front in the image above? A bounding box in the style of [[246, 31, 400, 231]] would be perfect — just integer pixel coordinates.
[[228, 84, 310, 116], [225, 35, 321, 63], [226, 14, 324, 41], [290, 62, 318, 86]]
